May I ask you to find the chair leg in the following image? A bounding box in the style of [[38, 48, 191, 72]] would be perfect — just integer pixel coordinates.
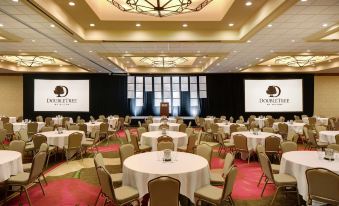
[[4, 184, 8, 205], [24, 186, 32, 206], [229, 196, 235, 206], [248, 152, 251, 164], [270, 186, 281, 206], [94, 190, 101, 206], [46, 152, 51, 169], [38, 178, 45, 196], [103, 197, 108, 206], [42, 173, 48, 185], [257, 172, 264, 187], [296, 186, 300, 206], [261, 178, 268, 197]]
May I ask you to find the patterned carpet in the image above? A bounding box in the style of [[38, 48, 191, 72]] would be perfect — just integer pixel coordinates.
[[1, 129, 305, 206]]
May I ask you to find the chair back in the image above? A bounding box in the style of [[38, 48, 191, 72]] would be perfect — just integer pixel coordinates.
[[68, 125, 80, 130], [67, 132, 83, 149], [306, 168, 339, 205], [250, 121, 258, 130], [294, 115, 300, 120], [8, 140, 26, 156], [96, 167, 116, 201], [196, 130, 202, 145], [157, 141, 174, 151], [178, 123, 187, 133], [124, 129, 131, 143], [99, 115, 105, 120], [16, 116, 23, 122], [94, 152, 105, 169], [229, 116, 234, 123], [32, 134, 47, 151], [185, 127, 194, 137], [0, 129, 7, 143], [159, 124, 170, 130], [78, 124, 87, 134], [278, 123, 288, 135], [119, 144, 134, 166], [262, 127, 274, 133], [157, 136, 173, 143], [281, 141, 297, 153], [130, 134, 140, 152], [307, 130, 318, 147], [39, 143, 49, 153], [315, 125, 326, 137], [237, 126, 247, 132], [148, 176, 180, 206], [335, 134, 339, 144], [233, 134, 248, 152], [258, 152, 274, 182], [210, 123, 219, 133], [308, 117, 316, 126], [45, 117, 54, 127], [222, 153, 234, 176], [1, 117, 9, 124], [264, 136, 281, 153], [28, 151, 47, 183], [229, 124, 239, 135], [335, 121, 339, 131], [186, 134, 197, 153], [256, 144, 265, 154], [99, 123, 109, 133], [137, 127, 147, 138], [327, 144, 339, 152], [196, 144, 212, 167], [40, 126, 53, 132], [221, 166, 238, 203], [4, 123, 13, 134], [27, 122, 38, 134]]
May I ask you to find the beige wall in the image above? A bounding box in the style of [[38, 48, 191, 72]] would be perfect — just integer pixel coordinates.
[[314, 76, 339, 117], [0, 75, 23, 117]]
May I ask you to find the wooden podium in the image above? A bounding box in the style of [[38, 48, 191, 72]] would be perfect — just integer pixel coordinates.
[[160, 102, 169, 117]]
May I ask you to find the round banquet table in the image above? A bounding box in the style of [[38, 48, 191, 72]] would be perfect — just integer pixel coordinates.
[[123, 151, 210, 203], [152, 117, 176, 123], [254, 118, 267, 129], [140, 131, 188, 151], [51, 117, 74, 125], [38, 130, 85, 148], [107, 117, 118, 128], [9, 117, 17, 123], [85, 122, 102, 133], [302, 117, 329, 126], [12, 122, 46, 132], [148, 123, 180, 132], [231, 131, 282, 152], [0, 150, 23, 182], [319, 131, 339, 144], [272, 122, 305, 134], [279, 151, 339, 201], [216, 123, 245, 134]]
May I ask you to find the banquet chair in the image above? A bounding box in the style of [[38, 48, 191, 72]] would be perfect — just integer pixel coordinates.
[[96, 166, 140, 206], [119, 144, 134, 168], [23, 143, 49, 185], [308, 117, 317, 129], [249, 122, 258, 130], [327, 144, 339, 152], [44, 117, 54, 127], [62, 117, 70, 128], [4, 123, 14, 140], [334, 121, 339, 131], [195, 166, 238, 206], [305, 168, 339, 205], [68, 124, 80, 131], [263, 127, 274, 133], [124, 116, 132, 127], [210, 123, 219, 139], [157, 136, 173, 143], [195, 116, 201, 127], [229, 124, 239, 135], [220, 116, 226, 121], [8, 140, 26, 157], [196, 144, 212, 167], [236, 126, 247, 132], [335, 134, 339, 144], [233, 134, 251, 164], [0, 120, 3, 129], [157, 141, 174, 151], [280, 141, 298, 154], [63, 132, 83, 162], [308, 130, 328, 151], [178, 123, 187, 133], [131, 134, 151, 153], [216, 133, 234, 156], [98, 115, 105, 120], [199, 117, 205, 128], [27, 122, 38, 139], [294, 115, 300, 121], [94, 153, 122, 186], [329, 118, 335, 130], [277, 123, 288, 140], [159, 123, 170, 130], [40, 126, 53, 132], [210, 153, 234, 186], [77, 123, 88, 138], [148, 176, 180, 206], [1, 116, 9, 124], [315, 125, 326, 138], [256, 144, 280, 187], [177, 133, 197, 153], [286, 129, 299, 143], [258, 153, 300, 206], [279, 116, 285, 122], [4, 151, 47, 206], [32, 134, 57, 167], [185, 127, 194, 137], [264, 136, 281, 161], [229, 116, 234, 123], [199, 132, 219, 148], [17, 116, 23, 122], [0, 128, 7, 149], [82, 131, 101, 153], [99, 122, 109, 141], [137, 126, 146, 140]]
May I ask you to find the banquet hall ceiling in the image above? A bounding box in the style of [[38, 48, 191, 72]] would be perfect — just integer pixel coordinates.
[[0, 0, 338, 73]]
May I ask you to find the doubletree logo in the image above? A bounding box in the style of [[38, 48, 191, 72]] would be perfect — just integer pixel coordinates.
[[54, 86, 69, 97], [266, 85, 281, 97]]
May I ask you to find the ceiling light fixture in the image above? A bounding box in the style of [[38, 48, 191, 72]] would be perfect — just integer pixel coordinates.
[[68, 1, 75, 6], [267, 24, 273, 28], [90, 23, 95, 27], [322, 23, 328, 27], [140, 57, 187, 68], [0, 24, 3, 27], [136, 23, 141, 27], [245, 1, 252, 6], [228, 23, 234, 27], [106, 0, 213, 17], [73, 40, 78, 43], [0, 55, 56, 67], [50, 24, 55, 28], [182, 23, 188, 28], [274, 56, 328, 67]]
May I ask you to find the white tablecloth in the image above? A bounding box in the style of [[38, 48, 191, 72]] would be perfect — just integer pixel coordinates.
[[85, 122, 102, 133], [9, 117, 16, 123], [302, 117, 328, 126], [52, 117, 74, 125], [148, 123, 180, 132], [319, 131, 339, 144], [107, 117, 118, 128], [231, 131, 282, 152], [204, 118, 215, 124], [123, 151, 210, 202], [152, 117, 177, 123], [280, 151, 339, 201], [38, 130, 85, 148], [273, 122, 305, 134], [0, 151, 23, 182], [254, 118, 267, 129], [140, 131, 188, 151], [12, 122, 46, 132], [216, 123, 245, 134]]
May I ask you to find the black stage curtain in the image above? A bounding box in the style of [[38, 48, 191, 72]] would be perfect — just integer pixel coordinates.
[[200, 73, 314, 120], [23, 73, 129, 121]]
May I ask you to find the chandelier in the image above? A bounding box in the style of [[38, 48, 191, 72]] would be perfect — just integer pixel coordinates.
[[0, 55, 56, 67], [274, 56, 329, 67], [140, 57, 188, 67], [106, 0, 213, 17]]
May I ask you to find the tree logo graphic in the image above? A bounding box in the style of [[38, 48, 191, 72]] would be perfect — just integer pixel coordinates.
[[266, 85, 281, 97], [54, 86, 69, 97]]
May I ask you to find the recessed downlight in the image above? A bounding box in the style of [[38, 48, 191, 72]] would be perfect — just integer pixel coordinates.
[[68, 1, 75, 6], [245, 1, 252, 6], [89, 23, 95, 27], [182, 23, 188, 28], [228, 23, 234, 27], [267, 24, 273, 28], [322, 23, 328, 27], [136, 23, 141, 27]]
